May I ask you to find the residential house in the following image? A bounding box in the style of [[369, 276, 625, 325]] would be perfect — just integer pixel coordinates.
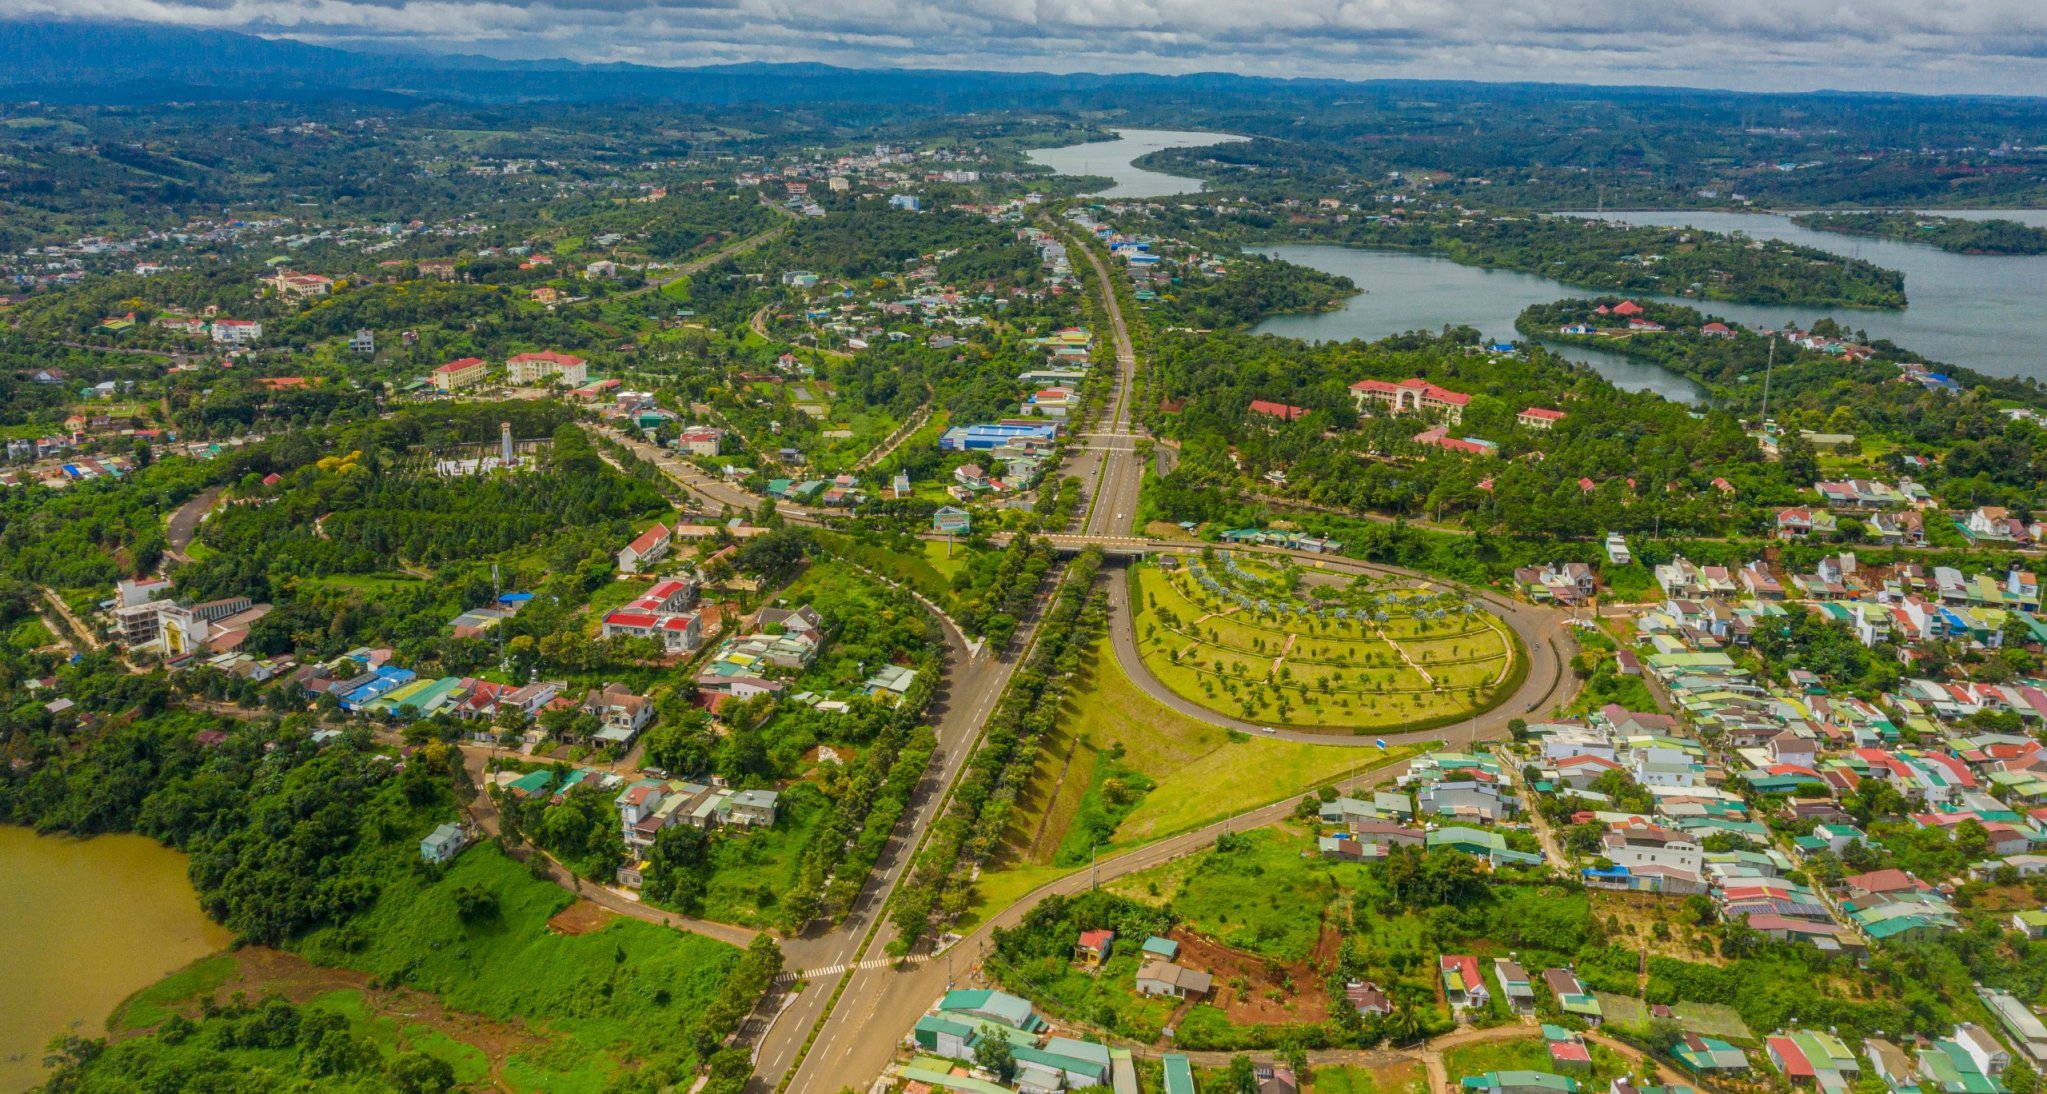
[[1495, 959, 1536, 1014], [1075, 928, 1114, 967], [581, 683, 654, 745], [1441, 954, 1490, 1014], [419, 822, 467, 863], [1136, 959, 1213, 999]]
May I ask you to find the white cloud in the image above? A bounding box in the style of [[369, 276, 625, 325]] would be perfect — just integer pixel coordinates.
[[7, 0, 2047, 92]]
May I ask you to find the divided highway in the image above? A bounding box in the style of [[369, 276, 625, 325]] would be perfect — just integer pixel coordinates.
[[590, 220, 1582, 1091]]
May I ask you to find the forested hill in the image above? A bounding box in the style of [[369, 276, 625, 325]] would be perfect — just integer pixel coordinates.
[[1790, 211, 2047, 255]]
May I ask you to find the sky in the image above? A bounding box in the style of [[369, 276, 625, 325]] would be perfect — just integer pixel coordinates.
[[8, 0, 2047, 95]]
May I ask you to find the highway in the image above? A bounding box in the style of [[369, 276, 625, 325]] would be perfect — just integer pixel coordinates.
[[1063, 223, 1148, 540], [744, 567, 1068, 1093], [590, 221, 1580, 1090]]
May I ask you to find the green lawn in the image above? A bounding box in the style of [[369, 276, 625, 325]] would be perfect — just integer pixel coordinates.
[[959, 862, 1083, 930], [1131, 565, 1512, 730], [973, 636, 1425, 927], [1117, 736, 1426, 842], [995, 632, 1430, 849], [924, 539, 970, 582]]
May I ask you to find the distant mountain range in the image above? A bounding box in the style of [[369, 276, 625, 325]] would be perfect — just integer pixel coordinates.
[[0, 19, 1997, 108], [0, 19, 1367, 106]]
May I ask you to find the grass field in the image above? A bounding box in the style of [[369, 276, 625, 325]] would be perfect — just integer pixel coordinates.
[[1117, 824, 1358, 962], [1443, 1033, 1632, 1085], [1131, 564, 1514, 730], [698, 782, 829, 927], [294, 843, 741, 1089], [112, 953, 239, 1031], [972, 638, 1425, 923], [1309, 1063, 1427, 1094]]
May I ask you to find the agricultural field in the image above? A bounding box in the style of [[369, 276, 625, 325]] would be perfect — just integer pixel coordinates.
[[1130, 556, 1517, 731]]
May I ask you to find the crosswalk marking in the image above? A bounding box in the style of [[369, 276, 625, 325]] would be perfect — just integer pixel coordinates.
[[778, 956, 924, 981]]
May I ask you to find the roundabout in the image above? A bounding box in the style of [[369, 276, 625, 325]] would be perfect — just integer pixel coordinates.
[[1129, 550, 1521, 732]]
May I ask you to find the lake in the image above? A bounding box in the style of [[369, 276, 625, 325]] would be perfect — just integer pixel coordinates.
[[1027, 129, 1247, 199], [0, 826, 230, 1092], [1566, 209, 2047, 382], [1248, 245, 1714, 405]]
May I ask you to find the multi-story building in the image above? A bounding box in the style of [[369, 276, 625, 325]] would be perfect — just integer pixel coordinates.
[[432, 357, 488, 392], [506, 350, 589, 387]]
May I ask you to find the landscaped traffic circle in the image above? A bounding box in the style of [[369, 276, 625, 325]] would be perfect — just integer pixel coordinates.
[[1129, 551, 1520, 731]]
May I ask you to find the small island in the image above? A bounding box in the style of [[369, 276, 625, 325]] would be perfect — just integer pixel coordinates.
[[1148, 204, 1911, 309], [1791, 210, 2047, 255]]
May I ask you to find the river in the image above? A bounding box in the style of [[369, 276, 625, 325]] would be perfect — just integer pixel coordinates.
[[1026, 129, 1246, 199], [0, 826, 230, 1092]]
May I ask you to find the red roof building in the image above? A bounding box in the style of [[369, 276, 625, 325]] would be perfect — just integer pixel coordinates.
[[1351, 377, 1472, 422], [1247, 399, 1309, 422]]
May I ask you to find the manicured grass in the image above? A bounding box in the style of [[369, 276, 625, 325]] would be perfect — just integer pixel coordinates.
[[1131, 565, 1513, 730], [1119, 737, 1426, 843], [958, 862, 1083, 930], [924, 539, 969, 582], [1017, 632, 1427, 846], [112, 952, 238, 1031]]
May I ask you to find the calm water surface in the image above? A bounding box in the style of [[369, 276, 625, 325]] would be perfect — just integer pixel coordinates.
[[1027, 129, 1247, 199], [1565, 209, 2047, 382], [1030, 137, 2047, 387], [1249, 245, 1713, 405], [0, 826, 230, 1092]]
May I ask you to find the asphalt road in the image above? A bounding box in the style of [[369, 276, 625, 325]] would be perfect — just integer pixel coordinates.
[[774, 739, 1431, 1088], [597, 426, 822, 525], [163, 485, 224, 563], [1103, 555, 1578, 747], [744, 580, 1052, 1093], [1065, 226, 1146, 541]]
